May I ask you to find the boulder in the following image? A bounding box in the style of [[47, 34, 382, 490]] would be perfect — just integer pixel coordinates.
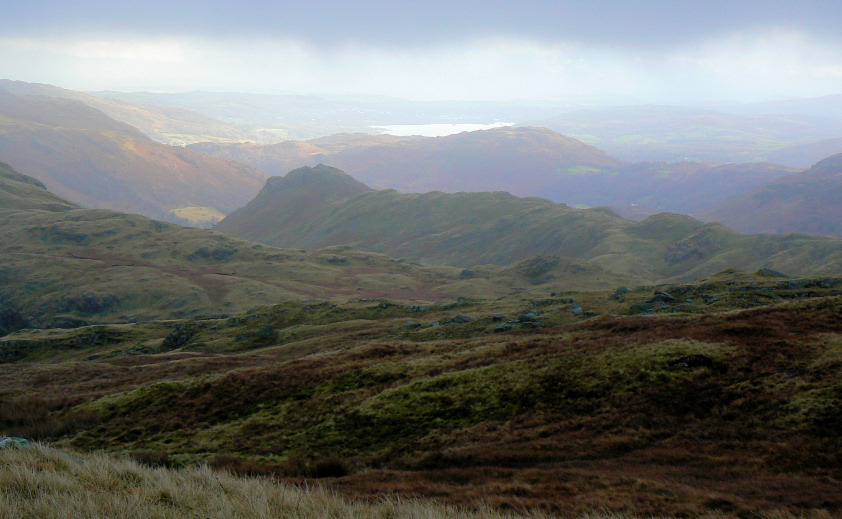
[[493, 322, 513, 332], [652, 291, 676, 303], [0, 437, 32, 449]]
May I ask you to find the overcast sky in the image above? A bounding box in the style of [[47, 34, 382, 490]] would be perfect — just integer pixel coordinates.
[[2, 0, 841, 103]]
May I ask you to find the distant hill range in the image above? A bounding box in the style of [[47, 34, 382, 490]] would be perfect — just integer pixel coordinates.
[[0, 87, 268, 223], [192, 127, 796, 213], [216, 165, 842, 280], [0, 79, 285, 145], [0, 162, 634, 334], [194, 127, 621, 196], [700, 153, 842, 237], [765, 138, 842, 169], [2, 79, 841, 236], [529, 104, 842, 164]]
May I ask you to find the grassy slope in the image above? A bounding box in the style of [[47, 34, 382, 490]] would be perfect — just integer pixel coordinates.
[[1, 444, 554, 519], [215, 166, 842, 281], [1, 272, 841, 516], [0, 79, 287, 145], [0, 164, 633, 332], [0, 88, 268, 220]]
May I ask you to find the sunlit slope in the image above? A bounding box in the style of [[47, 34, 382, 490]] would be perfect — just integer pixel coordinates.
[[0, 79, 285, 144], [217, 166, 842, 281], [0, 88, 268, 221]]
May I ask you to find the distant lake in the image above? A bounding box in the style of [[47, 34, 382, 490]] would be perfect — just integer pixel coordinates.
[[371, 122, 515, 137]]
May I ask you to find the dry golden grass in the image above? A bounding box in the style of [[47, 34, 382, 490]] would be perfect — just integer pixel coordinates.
[[0, 443, 559, 519], [0, 443, 828, 519]]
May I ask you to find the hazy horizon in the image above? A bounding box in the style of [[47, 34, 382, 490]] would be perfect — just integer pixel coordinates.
[[2, 1, 842, 104]]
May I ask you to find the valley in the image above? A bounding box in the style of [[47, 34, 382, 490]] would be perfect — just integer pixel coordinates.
[[1, 77, 842, 518]]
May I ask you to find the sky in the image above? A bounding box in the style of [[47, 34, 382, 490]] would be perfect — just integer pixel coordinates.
[[2, 0, 841, 103]]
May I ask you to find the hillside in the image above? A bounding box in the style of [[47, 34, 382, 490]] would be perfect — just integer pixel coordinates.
[[195, 126, 623, 196], [540, 161, 796, 212], [1, 444, 540, 519], [765, 137, 842, 168], [193, 128, 795, 210], [699, 153, 842, 237], [0, 88, 268, 222], [0, 79, 286, 145], [216, 165, 842, 281], [0, 162, 77, 212], [0, 164, 633, 335], [3, 271, 842, 516]]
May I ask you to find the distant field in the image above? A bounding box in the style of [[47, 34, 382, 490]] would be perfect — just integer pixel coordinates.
[[170, 206, 227, 227]]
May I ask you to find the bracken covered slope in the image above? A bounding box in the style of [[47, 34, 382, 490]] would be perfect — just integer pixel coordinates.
[[0, 88, 268, 221]]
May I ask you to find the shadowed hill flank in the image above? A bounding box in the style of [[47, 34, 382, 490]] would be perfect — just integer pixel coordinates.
[[193, 126, 622, 196], [0, 88, 268, 222], [193, 128, 796, 213], [0, 162, 77, 212], [0, 165, 635, 334], [216, 165, 372, 240], [329, 126, 622, 194], [699, 153, 842, 237], [217, 166, 842, 281]]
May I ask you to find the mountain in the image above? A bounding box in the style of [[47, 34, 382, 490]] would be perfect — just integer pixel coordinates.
[[0, 164, 633, 335], [0, 162, 77, 212], [217, 164, 373, 241], [0, 79, 285, 145], [540, 161, 796, 213], [320, 126, 622, 194], [192, 127, 796, 211], [89, 90, 585, 140], [216, 165, 842, 281], [0, 88, 268, 222], [530, 104, 842, 163], [699, 153, 842, 237], [5, 164, 842, 517], [195, 126, 623, 196]]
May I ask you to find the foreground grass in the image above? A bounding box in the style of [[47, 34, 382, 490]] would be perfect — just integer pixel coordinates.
[[2, 274, 841, 516], [1, 444, 819, 519], [0, 443, 554, 519]]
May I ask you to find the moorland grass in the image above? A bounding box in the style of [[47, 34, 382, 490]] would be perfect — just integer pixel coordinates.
[[0, 443, 557, 519], [1, 442, 820, 519]]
